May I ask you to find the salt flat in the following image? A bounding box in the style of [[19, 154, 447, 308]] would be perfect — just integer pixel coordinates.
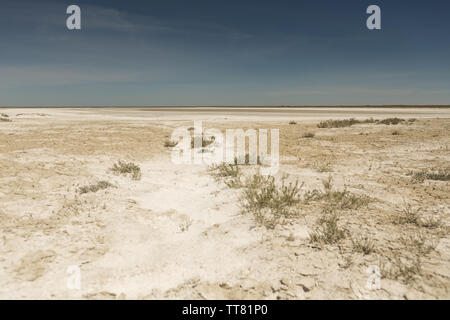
[[0, 107, 448, 299], [1, 106, 449, 122]]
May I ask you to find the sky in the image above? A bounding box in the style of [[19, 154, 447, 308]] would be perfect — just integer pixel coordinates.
[[1, 0, 450, 106]]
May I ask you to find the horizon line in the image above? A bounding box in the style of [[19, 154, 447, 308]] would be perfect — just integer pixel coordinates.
[[1, 105, 450, 109]]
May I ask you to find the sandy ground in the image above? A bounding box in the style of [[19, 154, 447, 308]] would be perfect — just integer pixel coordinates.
[[0, 107, 449, 299]]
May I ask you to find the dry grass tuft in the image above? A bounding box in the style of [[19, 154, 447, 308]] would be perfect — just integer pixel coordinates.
[[380, 232, 439, 284], [208, 163, 242, 188], [302, 132, 315, 138], [352, 236, 375, 255], [78, 181, 114, 194], [394, 203, 422, 225], [317, 117, 406, 128], [317, 118, 361, 128], [377, 117, 405, 125], [240, 174, 303, 228], [304, 176, 370, 210], [164, 139, 178, 148], [110, 161, 142, 180], [394, 203, 443, 229], [310, 213, 347, 245]]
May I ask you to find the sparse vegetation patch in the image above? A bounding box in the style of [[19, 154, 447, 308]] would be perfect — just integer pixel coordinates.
[[310, 213, 347, 245], [377, 117, 405, 125], [0, 115, 11, 122], [301, 132, 315, 138], [208, 163, 242, 188], [380, 232, 439, 284], [409, 167, 450, 183], [317, 118, 362, 128], [240, 174, 303, 228], [394, 203, 443, 229], [352, 236, 375, 254], [78, 180, 114, 194], [317, 117, 407, 128], [394, 203, 422, 225], [164, 139, 178, 148], [110, 161, 142, 180], [304, 176, 370, 210]]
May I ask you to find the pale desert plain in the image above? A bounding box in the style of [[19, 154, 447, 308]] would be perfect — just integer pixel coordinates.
[[0, 107, 449, 299]]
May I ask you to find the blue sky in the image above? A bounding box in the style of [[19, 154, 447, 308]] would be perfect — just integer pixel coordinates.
[[1, 0, 449, 106]]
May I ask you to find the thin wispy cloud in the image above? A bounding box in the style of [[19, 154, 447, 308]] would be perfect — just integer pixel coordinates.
[[266, 88, 416, 97], [0, 66, 138, 87]]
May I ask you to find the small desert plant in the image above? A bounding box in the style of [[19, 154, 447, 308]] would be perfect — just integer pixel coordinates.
[[322, 175, 333, 193], [209, 163, 240, 178], [410, 168, 450, 183], [289, 121, 297, 125], [224, 178, 243, 189], [409, 169, 427, 183], [78, 180, 114, 194], [240, 174, 303, 228], [395, 203, 443, 229], [164, 139, 178, 148], [381, 232, 438, 284], [352, 236, 375, 255], [340, 254, 353, 269], [329, 190, 370, 210], [209, 163, 242, 188], [360, 117, 377, 124], [110, 161, 142, 180], [380, 256, 422, 284], [419, 216, 442, 229], [317, 118, 360, 128], [392, 130, 401, 135], [302, 132, 315, 138], [394, 203, 421, 225], [426, 168, 450, 181], [310, 213, 347, 245], [317, 117, 406, 128], [304, 176, 370, 210], [179, 219, 193, 232], [0, 117, 11, 122], [401, 232, 438, 256], [377, 117, 405, 125], [312, 161, 333, 173], [1, 113, 9, 118]]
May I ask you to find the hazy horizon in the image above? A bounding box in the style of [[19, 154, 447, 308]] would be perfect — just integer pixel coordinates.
[[2, 105, 450, 109]]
